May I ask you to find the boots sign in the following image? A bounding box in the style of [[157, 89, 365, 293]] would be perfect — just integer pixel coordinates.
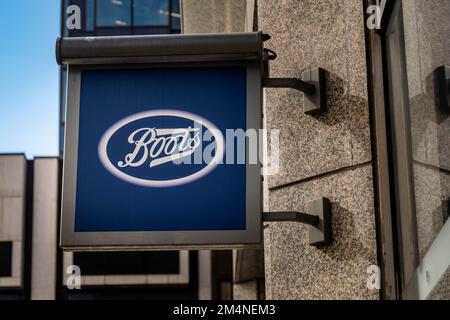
[[58, 33, 263, 250]]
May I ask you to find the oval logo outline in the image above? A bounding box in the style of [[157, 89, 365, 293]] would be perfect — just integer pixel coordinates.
[[98, 109, 225, 188]]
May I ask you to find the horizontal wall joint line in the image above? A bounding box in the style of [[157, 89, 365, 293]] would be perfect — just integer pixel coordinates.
[[268, 161, 373, 191]]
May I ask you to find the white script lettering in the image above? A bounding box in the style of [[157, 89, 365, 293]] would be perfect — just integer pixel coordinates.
[[118, 127, 201, 168]]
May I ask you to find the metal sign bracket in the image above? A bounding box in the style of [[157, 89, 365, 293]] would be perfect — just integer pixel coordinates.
[[261, 43, 327, 115], [263, 67, 327, 115], [263, 197, 333, 246]]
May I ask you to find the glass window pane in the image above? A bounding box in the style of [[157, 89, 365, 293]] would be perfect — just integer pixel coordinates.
[[96, 0, 132, 27], [73, 251, 179, 275], [0, 242, 12, 277], [86, 0, 95, 31], [134, 0, 169, 26], [400, 0, 450, 259], [385, 0, 450, 296], [386, 3, 419, 285], [171, 0, 181, 30]]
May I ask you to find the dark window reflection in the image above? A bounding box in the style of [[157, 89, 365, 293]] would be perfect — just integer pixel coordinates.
[[171, 0, 181, 30], [66, 0, 180, 34], [73, 251, 180, 275], [134, 0, 169, 26], [0, 242, 12, 277], [96, 0, 132, 27], [86, 0, 95, 31]]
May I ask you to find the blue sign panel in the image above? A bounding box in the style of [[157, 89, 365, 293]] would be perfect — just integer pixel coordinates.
[[76, 67, 246, 232], [61, 63, 261, 249]]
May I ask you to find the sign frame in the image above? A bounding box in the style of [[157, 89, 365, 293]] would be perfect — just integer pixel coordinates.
[[60, 61, 262, 251]]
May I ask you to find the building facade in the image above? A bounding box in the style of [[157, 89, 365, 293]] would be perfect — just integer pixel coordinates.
[[1, 0, 449, 300], [182, 0, 450, 300]]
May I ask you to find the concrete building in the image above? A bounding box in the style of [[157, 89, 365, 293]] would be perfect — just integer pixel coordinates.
[[1, 0, 449, 300], [0, 154, 217, 300]]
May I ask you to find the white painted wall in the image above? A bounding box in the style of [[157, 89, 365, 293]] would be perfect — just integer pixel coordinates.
[[198, 250, 212, 300], [31, 158, 59, 300]]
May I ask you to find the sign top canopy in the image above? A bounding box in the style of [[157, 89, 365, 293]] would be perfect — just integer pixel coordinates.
[[56, 32, 264, 66]]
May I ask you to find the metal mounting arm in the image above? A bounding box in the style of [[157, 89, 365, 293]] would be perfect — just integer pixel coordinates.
[[263, 67, 327, 115], [263, 78, 315, 95], [263, 198, 332, 246], [263, 211, 319, 226]]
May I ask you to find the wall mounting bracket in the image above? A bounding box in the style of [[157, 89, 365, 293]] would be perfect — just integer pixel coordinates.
[[262, 67, 327, 115], [263, 198, 332, 246]]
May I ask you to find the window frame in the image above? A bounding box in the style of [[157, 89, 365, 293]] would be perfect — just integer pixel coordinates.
[[384, 0, 420, 293], [365, 0, 399, 300], [93, 0, 175, 29], [368, 0, 450, 300]]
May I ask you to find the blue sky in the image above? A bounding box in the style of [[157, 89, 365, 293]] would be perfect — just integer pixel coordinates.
[[0, 1, 60, 158]]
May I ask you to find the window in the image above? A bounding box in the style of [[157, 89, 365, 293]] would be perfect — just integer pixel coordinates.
[[86, 0, 95, 31], [171, 0, 181, 31], [95, 0, 175, 28], [73, 251, 180, 275], [0, 242, 12, 277], [64, 0, 180, 35], [384, 0, 450, 299], [134, 0, 169, 26], [96, 0, 132, 27]]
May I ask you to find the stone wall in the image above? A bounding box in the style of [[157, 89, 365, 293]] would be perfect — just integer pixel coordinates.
[[259, 0, 378, 299], [182, 0, 246, 33]]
